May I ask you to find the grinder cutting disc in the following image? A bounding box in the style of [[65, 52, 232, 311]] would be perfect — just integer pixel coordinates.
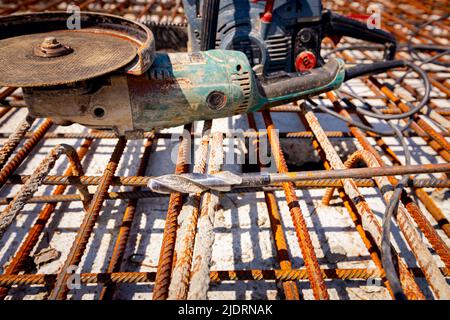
[[0, 30, 137, 87], [0, 11, 155, 87]]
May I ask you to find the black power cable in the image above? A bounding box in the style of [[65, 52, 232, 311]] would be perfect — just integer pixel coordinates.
[[307, 59, 430, 136], [344, 60, 431, 121]]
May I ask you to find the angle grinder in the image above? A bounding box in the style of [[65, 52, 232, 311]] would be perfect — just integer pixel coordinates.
[[0, 12, 400, 137]]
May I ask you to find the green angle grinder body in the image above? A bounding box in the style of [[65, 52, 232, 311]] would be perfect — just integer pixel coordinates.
[[0, 12, 346, 136]]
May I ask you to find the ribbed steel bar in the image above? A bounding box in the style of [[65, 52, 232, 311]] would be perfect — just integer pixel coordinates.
[[0, 107, 12, 120], [330, 47, 450, 238], [0, 119, 53, 190], [371, 76, 450, 154], [0, 115, 35, 170], [0, 0, 187, 20], [0, 268, 447, 286], [0, 144, 90, 241], [337, 42, 450, 130], [0, 177, 448, 205], [0, 137, 94, 300], [248, 113, 300, 300], [187, 132, 224, 299], [330, 43, 450, 159], [325, 96, 450, 244], [271, 106, 450, 120], [153, 124, 192, 300], [262, 110, 329, 300], [48, 137, 127, 300], [0, 130, 383, 140], [342, 150, 450, 299], [147, 163, 450, 194], [1, 0, 448, 301], [325, 89, 450, 263], [379, 14, 450, 97], [168, 121, 212, 300], [300, 108, 425, 299], [0, 87, 17, 101], [296, 107, 396, 298], [6, 174, 450, 189], [99, 135, 156, 300]]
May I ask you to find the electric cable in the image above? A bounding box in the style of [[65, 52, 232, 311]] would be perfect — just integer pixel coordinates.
[[344, 60, 431, 120]]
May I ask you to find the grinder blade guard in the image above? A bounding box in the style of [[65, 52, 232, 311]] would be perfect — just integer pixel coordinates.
[[0, 11, 155, 135], [0, 11, 155, 85]]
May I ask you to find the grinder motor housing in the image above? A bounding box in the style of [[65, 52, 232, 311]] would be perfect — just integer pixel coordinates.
[[23, 49, 345, 136]]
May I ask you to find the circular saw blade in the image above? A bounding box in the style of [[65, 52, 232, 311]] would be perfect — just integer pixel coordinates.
[[0, 30, 137, 87]]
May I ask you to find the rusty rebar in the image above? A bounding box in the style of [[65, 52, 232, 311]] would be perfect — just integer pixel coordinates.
[[0, 176, 448, 205], [0, 119, 53, 190], [0, 130, 448, 140], [342, 150, 450, 299], [0, 87, 17, 101], [301, 108, 425, 299], [152, 124, 192, 300], [0, 144, 90, 241], [262, 110, 329, 300], [6, 174, 450, 189], [187, 132, 224, 299], [149, 162, 450, 194], [0, 0, 448, 301], [297, 108, 396, 298], [0, 268, 447, 286], [328, 47, 450, 239], [0, 137, 94, 299], [0, 115, 35, 170], [371, 76, 450, 156], [99, 135, 156, 300], [248, 113, 300, 300], [48, 137, 127, 300], [167, 121, 212, 300], [322, 91, 450, 267]]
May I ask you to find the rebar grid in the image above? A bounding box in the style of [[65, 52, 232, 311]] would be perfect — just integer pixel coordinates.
[[0, 0, 448, 300]]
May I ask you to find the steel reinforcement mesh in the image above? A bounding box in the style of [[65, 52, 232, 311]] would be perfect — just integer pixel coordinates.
[[0, 0, 448, 300]]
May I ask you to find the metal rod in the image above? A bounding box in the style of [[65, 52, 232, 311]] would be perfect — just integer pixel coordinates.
[[48, 137, 127, 300], [3, 163, 449, 192], [153, 124, 192, 300], [262, 110, 329, 300], [0, 137, 94, 300], [0, 268, 447, 286], [301, 108, 425, 299], [99, 135, 156, 300], [168, 121, 212, 300]]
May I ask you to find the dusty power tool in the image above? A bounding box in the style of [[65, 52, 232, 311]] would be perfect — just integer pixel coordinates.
[[0, 6, 398, 137]]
